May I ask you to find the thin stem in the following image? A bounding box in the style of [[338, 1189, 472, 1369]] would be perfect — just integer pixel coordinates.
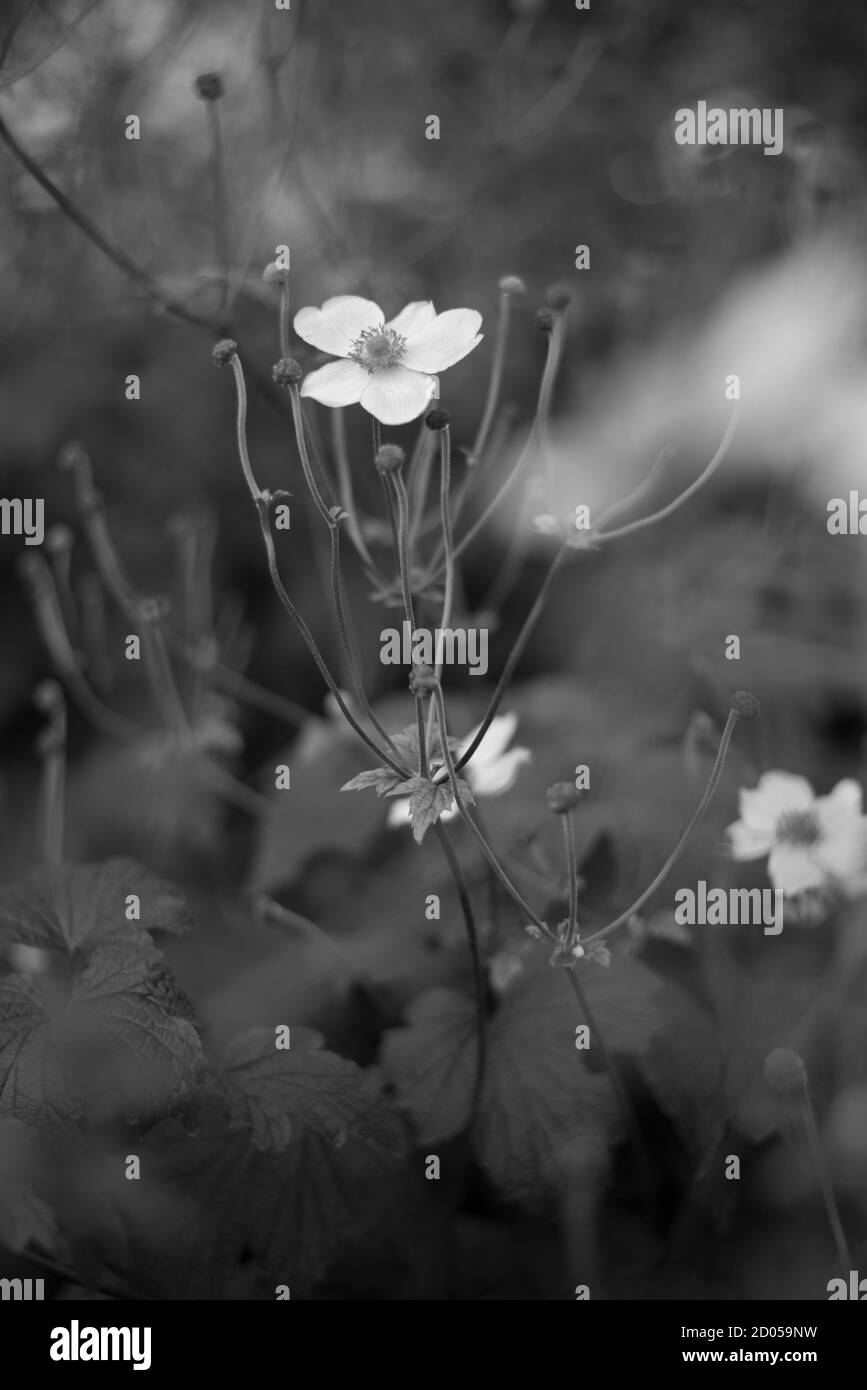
[[467, 287, 512, 467], [538, 311, 565, 508], [0, 0, 99, 90], [331, 408, 375, 568], [593, 445, 672, 533], [583, 708, 742, 946], [224, 354, 410, 776], [425, 425, 455, 749], [434, 820, 488, 1118], [390, 470, 417, 632], [431, 682, 554, 939], [423, 316, 565, 582], [562, 810, 579, 948], [407, 423, 436, 547], [204, 100, 231, 313], [278, 280, 290, 360], [288, 384, 334, 527], [34, 681, 66, 866], [596, 410, 740, 544], [455, 542, 568, 772], [800, 1090, 852, 1276]]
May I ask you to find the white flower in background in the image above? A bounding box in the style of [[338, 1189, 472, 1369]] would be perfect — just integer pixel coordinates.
[[294, 296, 483, 425], [726, 771, 867, 900], [388, 711, 531, 827]]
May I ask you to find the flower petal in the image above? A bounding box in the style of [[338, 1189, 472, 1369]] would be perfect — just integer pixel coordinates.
[[473, 746, 532, 797], [360, 365, 437, 424], [300, 359, 369, 407], [738, 771, 814, 833], [767, 843, 826, 896], [294, 296, 383, 355], [387, 301, 436, 337], [387, 798, 411, 827], [461, 712, 517, 765], [726, 819, 775, 860], [814, 816, 867, 885], [401, 309, 483, 372], [816, 778, 863, 835]]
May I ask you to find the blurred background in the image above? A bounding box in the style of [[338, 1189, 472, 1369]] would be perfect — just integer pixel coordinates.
[[2, 0, 867, 1300]]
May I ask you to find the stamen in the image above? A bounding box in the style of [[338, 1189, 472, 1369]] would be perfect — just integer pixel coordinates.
[[776, 809, 821, 846], [349, 325, 407, 372]]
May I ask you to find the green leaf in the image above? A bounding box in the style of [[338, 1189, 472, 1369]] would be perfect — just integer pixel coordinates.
[[0, 945, 205, 1133], [381, 964, 623, 1204], [218, 1025, 407, 1157], [393, 776, 475, 844], [0, 858, 194, 956], [341, 767, 405, 797]]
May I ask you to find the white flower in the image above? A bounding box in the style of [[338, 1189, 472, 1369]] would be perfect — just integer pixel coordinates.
[[387, 711, 531, 828], [726, 771, 867, 899], [294, 296, 483, 425]]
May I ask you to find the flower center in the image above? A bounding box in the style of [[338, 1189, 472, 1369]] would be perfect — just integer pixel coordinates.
[[776, 809, 821, 846], [349, 324, 406, 372]]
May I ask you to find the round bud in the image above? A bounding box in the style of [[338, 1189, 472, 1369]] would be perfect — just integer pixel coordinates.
[[272, 357, 302, 386], [764, 1047, 807, 1096], [409, 662, 438, 697], [263, 261, 290, 287], [535, 308, 555, 333], [374, 444, 406, 474], [544, 282, 572, 310], [424, 407, 450, 432], [138, 595, 170, 623], [58, 441, 88, 472], [498, 274, 527, 298], [195, 73, 224, 101], [731, 689, 760, 720], [212, 339, 238, 366], [545, 781, 581, 814]]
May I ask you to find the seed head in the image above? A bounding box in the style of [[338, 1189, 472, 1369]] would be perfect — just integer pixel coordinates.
[[544, 283, 572, 310], [374, 443, 406, 474], [272, 357, 302, 386], [195, 73, 224, 102], [212, 339, 238, 366], [425, 407, 450, 432], [732, 689, 761, 720], [545, 781, 581, 814], [263, 261, 290, 287], [764, 1047, 807, 1097], [498, 275, 527, 298], [409, 662, 438, 697]]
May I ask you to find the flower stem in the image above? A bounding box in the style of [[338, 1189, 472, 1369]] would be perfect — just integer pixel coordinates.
[[799, 1088, 852, 1276], [204, 99, 231, 313], [434, 821, 488, 1118], [423, 314, 565, 580], [562, 810, 579, 949], [34, 680, 66, 866], [278, 280, 290, 360], [224, 353, 410, 776], [467, 284, 513, 468], [595, 410, 740, 544], [331, 408, 376, 568], [455, 542, 569, 773], [431, 682, 554, 939], [582, 706, 742, 946]]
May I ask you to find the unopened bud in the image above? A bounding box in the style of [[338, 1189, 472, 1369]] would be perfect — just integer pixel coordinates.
[[263, 261, 290, 287], [424, 408, 450, 432], [409, 662, 438, 697], [732, 690, 760, 720], [498, 275, 527, 298], [545, 781, 581, 814], [375, 444, 406, 474], [272, 357, 302, 386], [195, 73, 224, 102], [764, 1047, 807, 1096], [544, 283, 572, 310], [212, 339, 238, 366]]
